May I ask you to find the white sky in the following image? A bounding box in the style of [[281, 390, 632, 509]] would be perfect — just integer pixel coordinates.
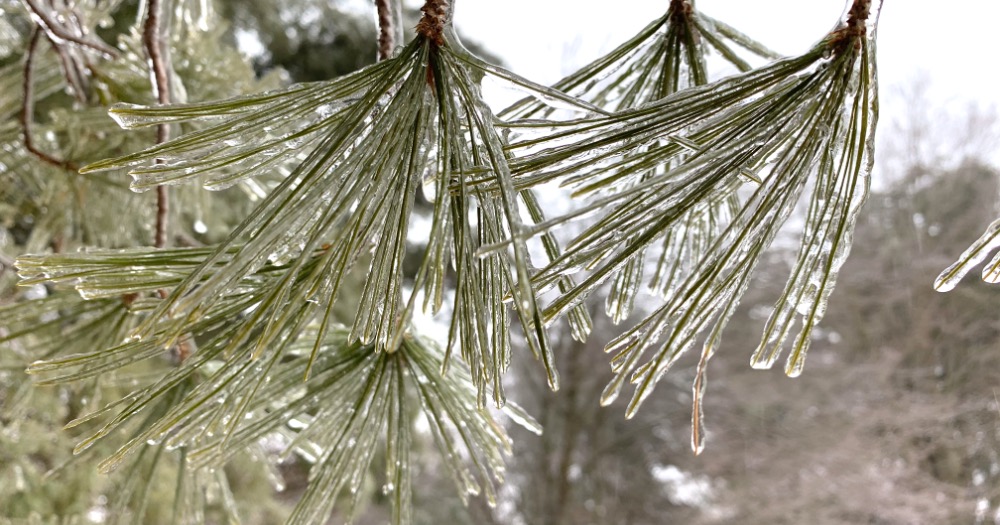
[[455, 1, 1000, 170], [456, 1, 997, 104]]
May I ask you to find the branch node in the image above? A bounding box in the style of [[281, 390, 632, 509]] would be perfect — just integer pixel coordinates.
[[829, 0, 872, 52], [416, 0, 450, 46]]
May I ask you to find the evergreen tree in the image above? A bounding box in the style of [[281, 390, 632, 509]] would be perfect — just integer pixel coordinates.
[[5, 0, 969, 523]]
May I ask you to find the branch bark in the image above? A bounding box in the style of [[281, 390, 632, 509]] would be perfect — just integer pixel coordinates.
[[375, 0, 394, 61], [416, 0, 450, 45], [142, 0, 173, 250]]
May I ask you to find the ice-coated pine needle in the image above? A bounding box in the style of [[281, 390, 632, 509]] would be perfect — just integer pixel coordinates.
[[17, 3, 567, 520], [499, 1, 880, 428], [69, 1, 606, 407], [935, 218, 1000, 291]]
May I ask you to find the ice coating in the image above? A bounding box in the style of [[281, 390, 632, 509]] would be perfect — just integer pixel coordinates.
[[935, 218, 1000, 292]]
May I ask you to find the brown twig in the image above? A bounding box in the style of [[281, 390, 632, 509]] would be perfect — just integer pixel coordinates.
[[375, 0, 395, 61], [22, 0, 120, 59], [142, 0, 172, 250], [415, 0, 450, 46], [141, 0, 191, 362], [49, 39, 89, 103], [845, 0, 872, 38], [155, 186, 169, 249], [21, 28, 78, 171], [669, 0, 693, 22], [829, 0, 873, 52]]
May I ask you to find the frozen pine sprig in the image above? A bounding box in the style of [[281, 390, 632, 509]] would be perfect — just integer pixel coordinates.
[[497, 0, 880, 448], [69, 322, 511, 525], [17, 250, 521, 524], [501, 0, 779, 120], [13, 7, 581, 520], [0, 289, 243, 523], [268, 331, 513, 525], [75, 3, 608, 405], [498, 0, 776, 325], [749, 0, 879, 377]]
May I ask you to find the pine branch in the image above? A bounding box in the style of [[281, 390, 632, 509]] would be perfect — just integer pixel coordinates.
[[6, 6, 896, 522], [74, 1, 613, 404], [17, 3, 568, 518], [470, 2, 881, 426]]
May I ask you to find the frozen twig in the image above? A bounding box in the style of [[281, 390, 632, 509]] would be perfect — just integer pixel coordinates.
[[375, 0, 394, 61], [20, 28, 77, 171], [141, 0, 187, 361], [22, 0, 119, 59], [845, 0, 873, 37], [830, 0, 875, 51], [416, 0, 450, 46], [669, 0, 693, 21], [154, 186, 169, 249], [142, 0, 172, 250]]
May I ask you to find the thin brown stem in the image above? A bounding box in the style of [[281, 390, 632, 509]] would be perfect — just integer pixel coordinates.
[[845, 0, 872, 38], [142, 0, 190, 362], [415, 0, 450, 46], [375, 0, 394, 61], [22, 0, 120, 59], [155, 186, 169, 249], [49, 39, 89, 103], [830, 0, 874, 52], [21, 28, 77, 171], [142, 0, 172, 250]]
